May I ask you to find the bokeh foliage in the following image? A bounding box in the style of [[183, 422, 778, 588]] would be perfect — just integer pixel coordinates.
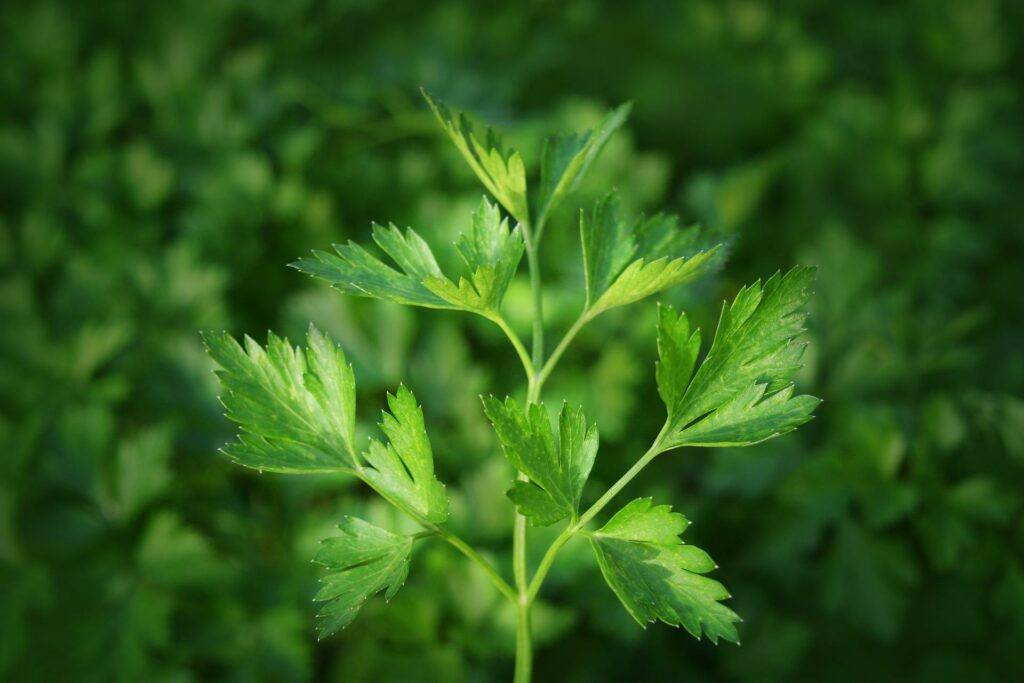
[[2, 0, 1023, 680]]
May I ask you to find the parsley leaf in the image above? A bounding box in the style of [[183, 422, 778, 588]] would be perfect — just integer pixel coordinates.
[[482, 397, 598, 526], [657, 267, 820, 449], [293, 199, 523, 317], [292, 223, 452, 309], [535, 103, 632, 229], [203, 325, 358, 473], [422, 89, 529, 224], [422, 197, 524, 314], [313, 517, 413, 638], [362, 385, 449, 523], [590, 498, 740, 643], [581, 193, 724, 317]]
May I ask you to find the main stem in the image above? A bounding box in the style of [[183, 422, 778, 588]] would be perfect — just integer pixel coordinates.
[[513, 224, 545, 683]]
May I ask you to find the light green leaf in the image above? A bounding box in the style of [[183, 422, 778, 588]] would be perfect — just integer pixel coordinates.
[[535, 103, 632, 228], [295, 200, 522, 316], [590, 498, 740, 644], [482, 398, 598, 526], [291, 223, 453, 309], [581, 193, 724, 317], [658, 267, 820, 450], [313, 517, 413, 638], [422, 89, 529, 223], [422, 197, 524, 313], [362, 385, 449, 523], [203, 325, 358, 473]]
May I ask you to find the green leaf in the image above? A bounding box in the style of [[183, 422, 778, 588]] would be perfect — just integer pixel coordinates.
[[313, 517, 413, 638], [590, 498, 740, 644], [422, 89, 529, 223], [482, 398, 598, 526], [203, 325, 358, 473], [535, 103, 632, 227], [362, 385, 449, 523], [291, 224, 453, 309], [114, 426, 172, 519], [137, 512, 224, 587], [294, 200, 523, 316], [422, 197, 524, 313], [658, 267, 820, 449], [581, 193, 724, 317]]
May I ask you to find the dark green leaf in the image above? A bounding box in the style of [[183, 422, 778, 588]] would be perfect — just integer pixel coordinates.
[[658, 267, 820, 449], [590, 498, 740, 643], [482, 398, 598, 526]]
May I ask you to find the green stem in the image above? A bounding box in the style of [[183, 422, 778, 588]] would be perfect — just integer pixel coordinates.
[[354, 469, 517, 605], [525, 525, 574, 602], [491, 313, 536, 379], [575, 428, 666, 529], [430, 524, 518, 604], [512, 222, 545, 683], [522, 233, 545, 371], [535, 310, 592, 392], [514, 599, 532, 683]]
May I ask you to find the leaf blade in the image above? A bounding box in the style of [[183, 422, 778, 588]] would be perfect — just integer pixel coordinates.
[[313, 517, 413, 638], [590, 498, 739, 644], [362, 385, 449, 523], [536, 102, 632, 226], [482, 398, 598, 526], [580, 193, 725, 317], [203, 325, 358, 473], [657, 267, 820, 450], [422, 89, 529, 223]]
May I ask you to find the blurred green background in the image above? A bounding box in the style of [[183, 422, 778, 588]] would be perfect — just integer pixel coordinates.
[[2, 0, 1023, 680]]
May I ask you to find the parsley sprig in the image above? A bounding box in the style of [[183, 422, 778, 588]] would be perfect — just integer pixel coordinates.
[[205, 91, 818, 681]]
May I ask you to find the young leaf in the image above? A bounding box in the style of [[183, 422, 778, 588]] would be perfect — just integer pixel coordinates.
[[658, 267, 820, 450], [590, 498, 740, 644], [292, 224, 454, 309], [482, 397, 598, 526], [422, 197, 525, 313], [422, 89, 529, 224], [313, 517, 413, 638], [362, 385, 449, 523], [535, 103, 632, 228], [581, 193, 724, 317], [203, 325, 358, 473]]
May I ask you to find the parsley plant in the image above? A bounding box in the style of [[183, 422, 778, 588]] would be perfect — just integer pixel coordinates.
[[205, 91, 819, 681]]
